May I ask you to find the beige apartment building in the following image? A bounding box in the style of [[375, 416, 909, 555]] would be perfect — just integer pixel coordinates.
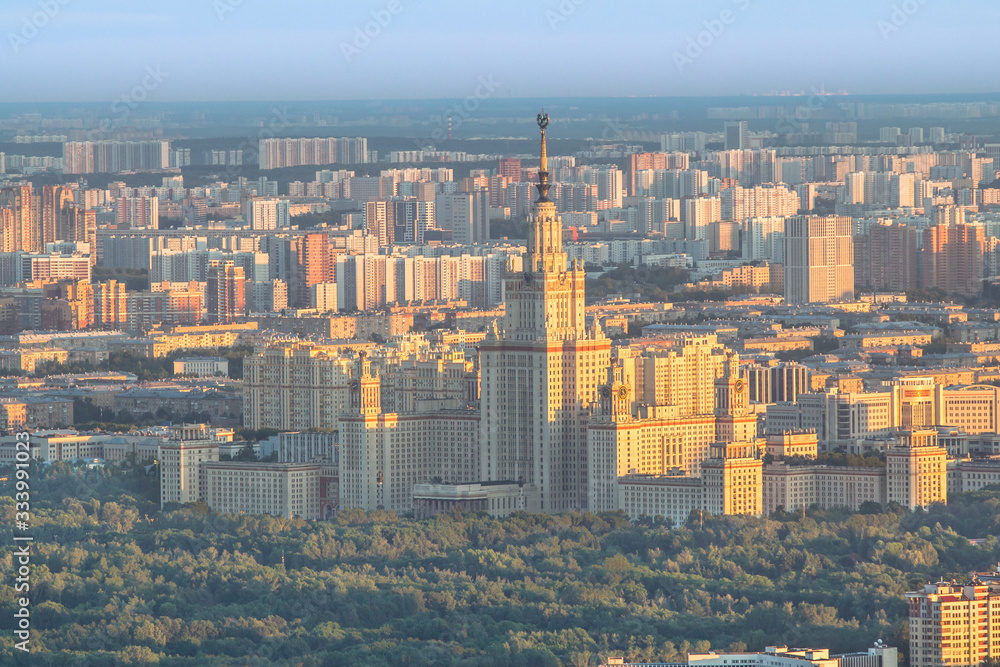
[[907, 580, 1000, 667], [886, 430, 948, 509], [243, 341, 355, 431], [202, 461, 323, 520], [784, 215, 855, 304], [639, 334, 731, 417], [762, 463, 886, 514], [339, 355, 480, 513], [618, 472, 703, 525], [159, 436, 220, 507], [701, 442, 764, 516]]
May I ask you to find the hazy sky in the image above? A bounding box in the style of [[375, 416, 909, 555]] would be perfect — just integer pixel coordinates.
[[1, 0, 996, 102]]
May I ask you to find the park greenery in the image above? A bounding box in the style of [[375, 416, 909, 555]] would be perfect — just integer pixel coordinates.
[[92, 267, 151, 292], [586, 264, 691, 303], [291, 210, 341, 229], [33, 347, 253, 381], [3, 461, 1000, 665]]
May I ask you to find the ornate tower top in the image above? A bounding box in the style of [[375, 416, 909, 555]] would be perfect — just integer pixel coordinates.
[[536, 111, 551, 203]]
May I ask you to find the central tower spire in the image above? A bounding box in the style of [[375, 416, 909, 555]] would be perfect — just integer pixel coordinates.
[[526, 111, 564, 273], [536, 111, 551, 202]]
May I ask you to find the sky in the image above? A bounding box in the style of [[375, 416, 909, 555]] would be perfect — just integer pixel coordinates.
[[1, 0, 996, 103]]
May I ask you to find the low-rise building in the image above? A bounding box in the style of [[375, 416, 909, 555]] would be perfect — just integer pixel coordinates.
[[947, 459, 1000, 494], [115, 386, 242, 421], [412, 481, 540, 518], [617, 472, 702, 525], [173, 357, 229, 377], [839, 331, 934, 349], [0, 348, 69, 373], [762, 463, 886, 514], [202, 461, 323, 520], [0, 396, 73, 431], [601, 643, 898, 667], [766, 430, 819, 458]]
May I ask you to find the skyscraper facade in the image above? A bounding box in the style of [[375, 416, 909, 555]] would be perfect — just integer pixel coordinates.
[[480, 113, 611, 512]]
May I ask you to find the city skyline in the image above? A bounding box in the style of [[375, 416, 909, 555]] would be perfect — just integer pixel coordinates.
[[7, 2, 1000, 661]]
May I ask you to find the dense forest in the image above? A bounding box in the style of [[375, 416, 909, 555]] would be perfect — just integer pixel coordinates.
[[2, 462, 999, 666]]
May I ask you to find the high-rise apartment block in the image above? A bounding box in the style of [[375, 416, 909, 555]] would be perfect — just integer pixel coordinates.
[[93, 280, 127, 330], [206, 260, 245, 324], [907, 579, 1000, 667], [922, 223, 984, 298], [115, 196, 158, 230], [497, 157, 521, 181], [365, 199, 436, 246], [435, 192, 489, 245], [243, 342, 355, 432], [64, 140, 169, 174], [258, 137, 369, 169], [725, 121, 748, 150], [683, 196, 721, 241], [742, 216, 787, 263], [854, 221, 919, 292], [244, 197, 290, 230], [641, 335, 731, 417], [629, 152, 667, 196], [721, 185, 800, 221], [784, 215, 854, 304]]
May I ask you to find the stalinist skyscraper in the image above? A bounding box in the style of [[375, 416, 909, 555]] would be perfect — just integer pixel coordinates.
[[480, 113, 610, 512]]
